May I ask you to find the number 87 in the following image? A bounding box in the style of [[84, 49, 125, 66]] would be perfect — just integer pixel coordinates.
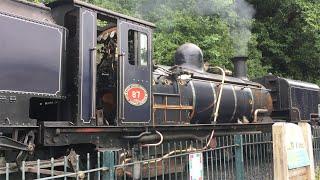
[[132, 91, 140, 98]]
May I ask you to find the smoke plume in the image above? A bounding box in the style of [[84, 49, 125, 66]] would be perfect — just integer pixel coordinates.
[[194, 0, 255, 56], [134, 0, 255, 56]]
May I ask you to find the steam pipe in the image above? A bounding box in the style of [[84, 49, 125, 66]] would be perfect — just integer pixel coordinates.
[[137, 133, 210, 142], [190, 74, 263, 87], [141, 131, 163, 147], [211, 66, 226, 123], [253, 109, 268, 123], [122, 131, 152, 139]]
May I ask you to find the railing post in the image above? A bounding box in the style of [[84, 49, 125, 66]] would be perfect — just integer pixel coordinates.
[[235, 134, 244, 180], [100, 149, 116, 180]]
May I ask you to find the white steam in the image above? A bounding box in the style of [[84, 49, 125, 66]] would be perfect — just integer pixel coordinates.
[[195, 0, 255, 56], [134, 0, 256, 56]]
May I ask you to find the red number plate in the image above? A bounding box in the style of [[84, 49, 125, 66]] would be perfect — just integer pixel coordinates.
[[124, 84, 148, 106]]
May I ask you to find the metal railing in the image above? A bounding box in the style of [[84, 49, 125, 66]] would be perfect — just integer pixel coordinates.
[[4, 125, 320, 180], [2, 152, 109, 180], [312, 125, 320, 171], [114, 132, 273, 180]]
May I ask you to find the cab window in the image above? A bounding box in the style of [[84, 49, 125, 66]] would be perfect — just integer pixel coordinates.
[[128, 30, 148, 66]]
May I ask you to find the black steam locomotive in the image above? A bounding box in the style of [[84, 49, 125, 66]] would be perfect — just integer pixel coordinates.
[[0, 0, 319, 166]]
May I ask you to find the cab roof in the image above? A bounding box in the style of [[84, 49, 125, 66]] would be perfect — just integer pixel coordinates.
[[47, 0, 156, 28]]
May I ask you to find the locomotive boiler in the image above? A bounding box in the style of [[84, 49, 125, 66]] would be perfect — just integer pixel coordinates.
[[0, 0, 319, 170], [152, 43, 273, 125]]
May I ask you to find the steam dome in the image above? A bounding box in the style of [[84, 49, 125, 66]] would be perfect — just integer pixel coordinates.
[[174, 43, 204, 71]]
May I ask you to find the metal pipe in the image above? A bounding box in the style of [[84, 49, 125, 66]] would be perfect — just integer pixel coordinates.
[[191, 74, 261, 88], [253, 109, 268, 123], [135, 130, 257, 145], [141, 131, 163, 147], [136, 130, 215, 165], [122, 131, 152, 139], [137, 133, 210, 143], [203, 130, 215, 150], [90, 47, 97, 121], [183, 77, 269, 91], [212, 66, 226, 123]]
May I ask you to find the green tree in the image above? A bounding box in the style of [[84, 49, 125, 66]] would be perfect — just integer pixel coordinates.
[[250, 0, 320, 83], [133, 0, 269, 78], [28, 0, 320, 83]]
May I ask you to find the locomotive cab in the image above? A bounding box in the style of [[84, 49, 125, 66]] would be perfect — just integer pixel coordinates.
[[49, 0, 154, 126]]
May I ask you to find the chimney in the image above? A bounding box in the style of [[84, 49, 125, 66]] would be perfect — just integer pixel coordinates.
[[232, 56, 248, 80]]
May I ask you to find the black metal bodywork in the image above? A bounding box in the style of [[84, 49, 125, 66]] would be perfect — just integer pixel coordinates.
[[118, 21, 152, 124], [153, 65, 272, 125], [0, 0, 67, 127], [256, 75, 320, 122], [152, 44, 272, 125]]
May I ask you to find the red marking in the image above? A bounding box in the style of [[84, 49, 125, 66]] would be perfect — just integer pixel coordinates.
[[126, 87, 146, 102], [124, 84, 148, 106]]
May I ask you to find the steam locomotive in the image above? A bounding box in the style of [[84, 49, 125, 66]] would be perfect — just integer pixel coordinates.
[[0, 0, 319, 167]]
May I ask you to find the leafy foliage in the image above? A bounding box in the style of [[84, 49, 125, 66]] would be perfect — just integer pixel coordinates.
[[28, 0, 320, 83], [250, 0, 320, 83]]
